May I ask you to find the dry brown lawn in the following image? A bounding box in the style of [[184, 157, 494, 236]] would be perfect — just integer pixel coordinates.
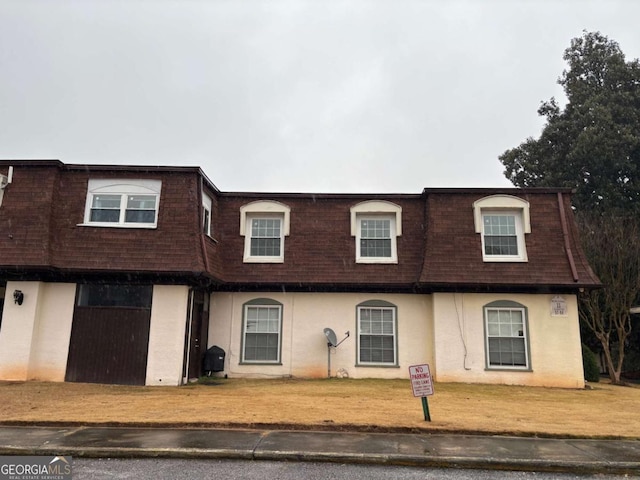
[[0, 378, 638, 439]]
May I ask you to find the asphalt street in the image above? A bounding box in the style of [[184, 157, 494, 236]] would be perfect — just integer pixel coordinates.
[[0, 425, 638, 476], [74, 458, 633, 480]]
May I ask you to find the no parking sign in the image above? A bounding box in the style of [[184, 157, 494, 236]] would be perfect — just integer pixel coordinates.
[[409, 364, 434, 397], [409, 363, 433, 421]]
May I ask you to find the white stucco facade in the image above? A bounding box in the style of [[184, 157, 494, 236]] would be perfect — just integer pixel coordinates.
[[209, 291, 584, 388], [432, 292, 584, 388], [0, 281, 76, 382], [0, 282, 192, 386], [0, 283, 585, 388], [146, 285, 190, 386], [209, 292, 434, 379]]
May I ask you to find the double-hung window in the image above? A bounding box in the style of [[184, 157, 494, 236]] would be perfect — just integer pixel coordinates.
[[359, 218, 392, 258], [473, 195, 530, 262], [351, 201, 402, 264], [357, 301, 397, 366], [83, 179, 161, 228], [249, 217, 282, 257], [484, 301, 530, 370], [240, 201, 290, 263], [242, 299, 282, 363], [482, 213, 519, 256]]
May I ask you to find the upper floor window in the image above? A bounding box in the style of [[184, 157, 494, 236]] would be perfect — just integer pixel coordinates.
[[484, 300, 530, 370], [240, 200, 290, 263], [473, 195, 530, 262], [82, 179, 161, 229], [202, 192, 212, 236], [249, 217, 282, 256], [350, 201, 402, 264]]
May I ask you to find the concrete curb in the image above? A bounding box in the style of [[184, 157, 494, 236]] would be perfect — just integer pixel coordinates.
[[0, 445, 636, 475], [0, 426, 638, 475]]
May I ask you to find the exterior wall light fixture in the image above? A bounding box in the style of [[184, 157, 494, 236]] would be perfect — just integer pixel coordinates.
[[13, 290, 24, 305]]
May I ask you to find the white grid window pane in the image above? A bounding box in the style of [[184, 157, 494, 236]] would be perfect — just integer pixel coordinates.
[[486, 308, 527, 368], [252, 219, 281, 237], [360, 219, 391, 257], [483, 215, 518, 256], [250, 218, 282, 256], [361, 219, 390, 238], [359, 307, 395, 364], [244, 305, 281, 362]]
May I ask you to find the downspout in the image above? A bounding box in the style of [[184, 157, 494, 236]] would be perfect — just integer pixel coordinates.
[[557, 192, 579, 282], [182, 288, 195, 384], [415, 189, 429, 290]]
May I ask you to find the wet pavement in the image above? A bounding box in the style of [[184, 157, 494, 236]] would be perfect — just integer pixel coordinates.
[[0, 425, 638, 475]]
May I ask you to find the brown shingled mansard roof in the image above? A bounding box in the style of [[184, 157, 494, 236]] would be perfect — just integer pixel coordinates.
[[0, 160, 600, 293], [419, 188, 600, 292]]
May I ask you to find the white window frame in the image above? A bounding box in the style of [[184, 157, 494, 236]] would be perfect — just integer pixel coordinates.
[[473, 195, 530, 262], [351, 201, 402, 264], [484, 301, 530, 370], [480, 211, 527, 261], [356, 301, 398, 366], [240, 201, 290, 263], [202, 192, 212, 237], [241, 300, 282, 364], [81, 179, 161, 229]]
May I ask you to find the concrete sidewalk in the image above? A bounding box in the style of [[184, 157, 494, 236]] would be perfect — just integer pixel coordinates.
[[0, 425, 638, 475]]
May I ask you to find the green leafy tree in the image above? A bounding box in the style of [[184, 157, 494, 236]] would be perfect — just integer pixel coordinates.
[[500, 31, 640, 214], [499, 31, 640, 384]]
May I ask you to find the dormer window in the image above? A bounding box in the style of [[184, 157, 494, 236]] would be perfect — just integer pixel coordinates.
[[473, 195, 530, 262], [202, 193, 212, 236], [350, 201, 402, 264], [240, 200, 291, 263], [82, 179, 161, 229]]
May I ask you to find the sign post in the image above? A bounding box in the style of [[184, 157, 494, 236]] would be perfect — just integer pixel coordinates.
[[409, 364, 434, 422]]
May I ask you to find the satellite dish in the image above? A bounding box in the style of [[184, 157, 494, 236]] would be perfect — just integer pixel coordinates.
[[324, 328, 338, 347], [322, 328, 351, 378]]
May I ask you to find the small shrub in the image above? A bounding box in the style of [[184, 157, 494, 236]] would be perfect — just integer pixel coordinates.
[[582, 344, 600, 383]]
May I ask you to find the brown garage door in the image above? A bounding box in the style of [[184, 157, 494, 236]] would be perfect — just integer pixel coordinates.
[[65, 284, 152, 386]]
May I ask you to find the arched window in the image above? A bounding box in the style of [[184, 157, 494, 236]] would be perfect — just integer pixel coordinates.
[[241, 298, 283, 364], [82, 179, 162, 228], [350, 201, 402, 264], [356, 300, 398, 366], [484, 300, 531, 370], [240, 201, 291, 263], [473, 195, 530, 262]]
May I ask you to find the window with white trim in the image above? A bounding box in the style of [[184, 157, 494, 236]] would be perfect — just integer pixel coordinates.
[[357, 301, 397, 365], [240, 201, 290, 263], [351, 201, 402, 264], [82, 179, 161, 228], [241, 299, 282, 363], [473, 195, 530, 262], [482, 212, 523, 257], [484, 301, 530, 370], [202, 192, 212, 236]]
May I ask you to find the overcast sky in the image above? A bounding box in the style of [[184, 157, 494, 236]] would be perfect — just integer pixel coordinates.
[[1, 1, 639, 193]]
